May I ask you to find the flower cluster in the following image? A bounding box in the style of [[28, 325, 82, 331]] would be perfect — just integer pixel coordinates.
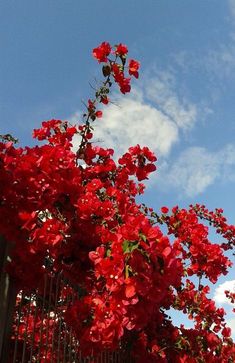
[[1, 42, 235, 362], [93, 41, 140, 94]]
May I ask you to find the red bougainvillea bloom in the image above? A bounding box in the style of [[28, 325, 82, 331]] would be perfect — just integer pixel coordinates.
[[95, 110, 102, 118], [100, 95, 109, 105], [129, 59, 140, 78], [93, 41, 111, 62], [161, 206, 169, 214], [115, 43, 128, 56]]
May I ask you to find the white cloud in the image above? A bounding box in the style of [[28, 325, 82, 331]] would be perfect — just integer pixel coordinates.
[[229, 0, 235, 18], [91, 92, 178, 158], [226, 317, 235, 337], [72, 72, 197, 161], [144, 71, 197, 130], [213, 278, 235, 338], [214, 280, 235, 305], [172, 2, 235, 85], [197, 1, 235, 81], [158, 144, 235, 197], [204, 43, 235, 81], [70, 68, 235, 198]]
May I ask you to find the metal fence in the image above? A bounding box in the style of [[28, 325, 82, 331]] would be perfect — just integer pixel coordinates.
[[0, 238, 133, 363]]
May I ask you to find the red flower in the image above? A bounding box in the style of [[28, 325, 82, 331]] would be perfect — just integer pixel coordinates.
[[222, 327, 231, 338], [129, 59, 140, 78], [93, 42, 111, 63], [119, 77, 131, 94], [161, 206, 169, 214], [100, 96, 109, 105], [111, 63, 131, 94], [115, 43, 128, 56], [95, 110, 103, 118]]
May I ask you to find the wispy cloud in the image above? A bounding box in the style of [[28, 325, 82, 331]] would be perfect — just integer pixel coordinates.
[[204, 42, 235, 81], [144, 71, 197, 130], [157, 144, 235, 197], [71, 69, 235, 198], [214, 280, 235, 305], [172, 2, 235, 87], [213, 279, 235, 337], [229, 0, 235, 18], [200, 0, 235, 81], [226, 317, 235, 337], [72, 71, 197, 161], [90, 90, 179, 158]]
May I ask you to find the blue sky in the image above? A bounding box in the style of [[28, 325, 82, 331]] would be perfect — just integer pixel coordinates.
[[1, 0, 235, 334]]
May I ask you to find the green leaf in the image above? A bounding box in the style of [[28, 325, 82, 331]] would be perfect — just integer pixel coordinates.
[[122, 240, 129, 253], [106, 248, 111, 257], [122, 240, 139, 254], [139, 232, 147, 242]]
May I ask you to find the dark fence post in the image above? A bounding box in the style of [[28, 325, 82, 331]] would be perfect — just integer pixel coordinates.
[[0, 236, 17, 362]]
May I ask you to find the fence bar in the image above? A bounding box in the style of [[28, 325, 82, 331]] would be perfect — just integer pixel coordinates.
[[0, 236, 17, 363], [0, 241, 134, 362], [29, 293, 39, 362]]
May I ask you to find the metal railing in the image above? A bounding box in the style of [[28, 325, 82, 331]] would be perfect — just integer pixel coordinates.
[[0, 236, 17, 362], [0, 238, 133, 363]]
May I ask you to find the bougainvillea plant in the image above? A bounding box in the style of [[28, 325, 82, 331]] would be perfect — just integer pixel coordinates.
[[1, 42, 235, 362]]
